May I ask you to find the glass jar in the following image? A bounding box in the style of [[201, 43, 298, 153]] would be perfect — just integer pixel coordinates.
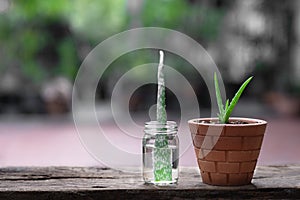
[[142, 121, 179, 185]]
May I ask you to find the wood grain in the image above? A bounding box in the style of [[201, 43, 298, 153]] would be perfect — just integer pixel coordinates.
[[0, 166, 299, 199]]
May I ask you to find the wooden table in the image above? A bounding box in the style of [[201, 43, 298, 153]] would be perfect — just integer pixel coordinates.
[[0, 166, 299, 199]]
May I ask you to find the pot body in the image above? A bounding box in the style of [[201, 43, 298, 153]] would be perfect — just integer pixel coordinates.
[[188, 117, 267, 186]]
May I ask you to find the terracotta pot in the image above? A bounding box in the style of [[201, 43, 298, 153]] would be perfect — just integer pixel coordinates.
[[188, 117, 267, 186]]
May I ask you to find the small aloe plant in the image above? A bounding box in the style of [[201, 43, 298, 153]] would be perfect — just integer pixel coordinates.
[[214, 73, 253, 124]]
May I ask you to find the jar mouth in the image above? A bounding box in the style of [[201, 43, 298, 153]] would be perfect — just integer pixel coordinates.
[[144, 121, 178, 134]]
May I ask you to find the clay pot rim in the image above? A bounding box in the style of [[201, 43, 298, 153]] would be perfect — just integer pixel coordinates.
[[188, 117, 267, 127]]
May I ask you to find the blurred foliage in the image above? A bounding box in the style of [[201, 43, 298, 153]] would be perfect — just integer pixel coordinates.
[[0, 0, 226, 85], [187, 5, 225, 41], [141, 0, 188, 29], [10, 0, 69, 20], [1, 0, 299, 115], [0, 0, 76, 83], [68, 0, 128, 42], [141, 0, 224, 41]]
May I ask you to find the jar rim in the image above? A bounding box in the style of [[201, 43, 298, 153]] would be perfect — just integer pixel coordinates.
[[144, 121, 178, 134], [145, 121, 177, 125]]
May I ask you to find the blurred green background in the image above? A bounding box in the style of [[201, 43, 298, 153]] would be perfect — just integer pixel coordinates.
[[0, 0, 300, 117]]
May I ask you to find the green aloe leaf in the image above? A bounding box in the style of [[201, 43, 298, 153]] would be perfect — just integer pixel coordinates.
[[225, 99, 229, 112], [224, 76, 253, 123], [214, 72, 253, 124], [214, 73, 224, 122]]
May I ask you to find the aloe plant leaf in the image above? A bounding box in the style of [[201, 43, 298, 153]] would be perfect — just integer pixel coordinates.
[[225, 99, 229, 112], [214, 73, 224, 121], [224, 76, 253, 123]]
